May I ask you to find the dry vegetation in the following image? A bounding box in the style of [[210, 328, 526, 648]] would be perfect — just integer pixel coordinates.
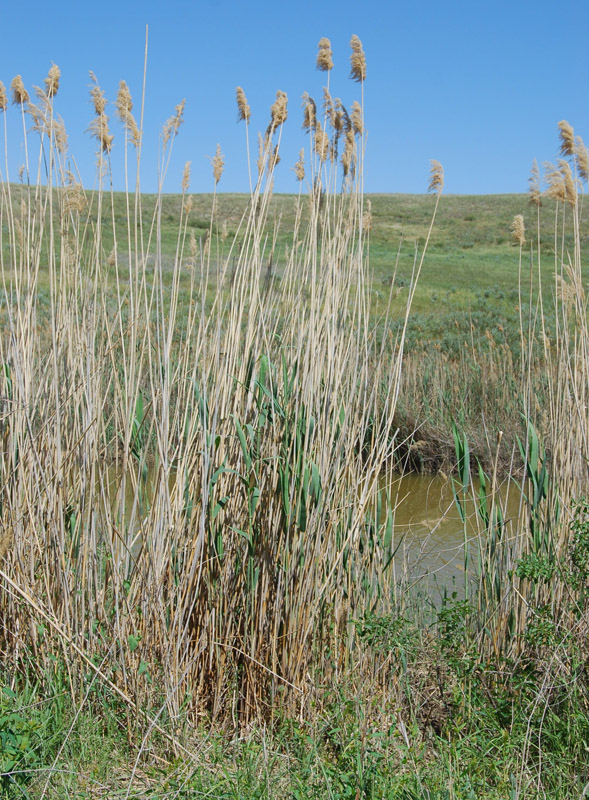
[[0, 39, 586, 798]]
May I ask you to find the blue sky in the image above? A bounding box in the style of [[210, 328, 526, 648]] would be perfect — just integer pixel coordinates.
[[0, 0, 587, 195]]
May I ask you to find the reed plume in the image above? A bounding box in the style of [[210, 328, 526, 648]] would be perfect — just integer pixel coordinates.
[[350, 100, 363, 135], [211, 143, 224, 184], [314, 121, 329, 162], [236, 86, 251, 122], [115, 80, 140, 146], [302, 92, 316, 131], [575, 136, 589, 183], [162, 99, 186, 147], [511, 214, 525, 246], [558, 120, 575, 157], [544, 161, 566, 203], [87, 74, 113, 153], [528, 159, 542, 206], [0, 83, 6, 111], [269, 90, 288, 132], [428, 160, 444, 195], [293, 148, 305, 181], [316, 37, 333, 71], [44, 63, 60, 98], [559, 159, 577, 206], [349, 35, 366, 82], [182, 161, 191, 193], [10, 76, 29, 106]]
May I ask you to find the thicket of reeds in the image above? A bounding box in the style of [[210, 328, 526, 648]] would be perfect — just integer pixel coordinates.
[[0, 40, 586, 797], [0, 41, 446, 735]]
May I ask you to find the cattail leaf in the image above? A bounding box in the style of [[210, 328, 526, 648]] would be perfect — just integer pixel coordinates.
[[233, 417, 252, 472], [212, 497, 229, 520]]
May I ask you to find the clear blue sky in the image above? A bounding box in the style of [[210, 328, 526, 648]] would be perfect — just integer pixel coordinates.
[[0, 0, 587, 195]]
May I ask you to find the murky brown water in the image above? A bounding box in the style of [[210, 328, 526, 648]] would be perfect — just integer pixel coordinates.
[[106, 465, 523, 593], [384, 472, 522, 593]]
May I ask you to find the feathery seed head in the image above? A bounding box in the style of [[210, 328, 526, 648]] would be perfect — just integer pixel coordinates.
[[316, 37, 333, 72], [115, 81, 140, 146], [363, 199, 373, 232], [267, 144, 281, 174], [428, 160, 444, 195], [558, 120, 575, 157], [182, 161, 191, 193], [11, 76, 29, 106], [511, 214, 525, 246], [162, 99, 186, 147], [0, 82, 6, 111], [349, 35, 366, 82], [257, 132, 266, 176], [342, 129, 355, 177], [314, 121, 329, 162], [44, 63, 60, 98], [575, 136, 589, 183], [269, 90, 288, 132], [212, 144, 224, 184], [350, 100, 363, 135], [528, 159, 542, 206], [236, 86, 251, 123], [293, 148, 305, 181], [544, 161, 566, 203], [302, 92, 316, 131], [559, 159, 577, 206]]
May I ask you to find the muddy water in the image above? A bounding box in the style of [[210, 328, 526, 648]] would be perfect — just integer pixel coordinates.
[[107, 465, 523, 593], [384, 473, 522, 594]]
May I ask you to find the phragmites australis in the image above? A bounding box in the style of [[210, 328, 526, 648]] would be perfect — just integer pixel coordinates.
[[268, 144, 281, 173], [293, 148, 305, 181], [316, 37, 333, 72], [182, 161, 191, 193], [528, 159, 542, 206], [558, 120, 575, 158], [511, 214, 525, 246], [428, 160, 444, 195], [162, 99, 186, 147], [268, 90, 288, 132], [342, 129, 355, 177], [302, 92, 317, 131], [115, 80, 140, 146], [11, 75, 29, 106], [349, 35, 366, 83], [544, 161, 566, 203], [236, 86, 250, 123], [363, 198, 373, 232], [559, 159, 577, 206], [88, 73, 113, 153], [350, 100, 363, 135], [0, 82, 6, 112], [314, 122, 329, 162], [44, 63, 60, 98], [575, 136, 589, 183], [211, 144, 224, 184]]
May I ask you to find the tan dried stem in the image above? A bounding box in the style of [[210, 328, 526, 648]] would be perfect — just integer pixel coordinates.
[[317, 37, 333, 71], [11, 76, 29, 106], [349, 35, 366, 82], [236, 87, 251, 122]]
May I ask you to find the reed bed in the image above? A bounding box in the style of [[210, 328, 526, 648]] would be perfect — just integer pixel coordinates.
[[0, 43, 445, 734]]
